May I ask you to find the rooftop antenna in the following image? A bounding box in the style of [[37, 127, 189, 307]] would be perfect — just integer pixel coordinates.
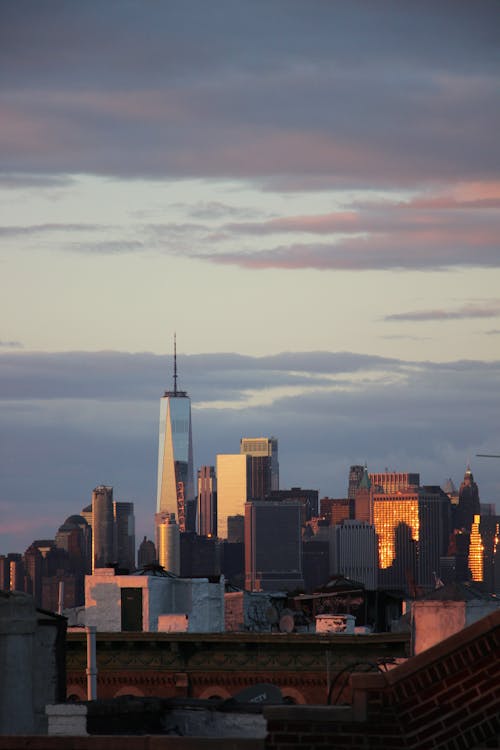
[[173, 332, 178, 395]]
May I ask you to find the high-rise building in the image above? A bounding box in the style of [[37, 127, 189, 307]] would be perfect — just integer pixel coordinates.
[[92, 485, 114, 571], [268, 487, 319, 522], [369, 472, 420, 494], [332, 520, 378, 590], [245, 499, 304, 592], [354, 467, 373, 524], [468, 515, 484, 582], [197, 465, 217, 537], [372, 486, 451, 591], [157, 513, 180, 575], [227, 514, 245, 543], [113, 501, 135, 571], [455, 467, 480, 533], [240, 437, 279, 494], [320, 497, 350, 525], [156, 337, 194, 549], [137, 537, 156, 568], [216, 454, 251, 539], [347, 465, 365, 501]]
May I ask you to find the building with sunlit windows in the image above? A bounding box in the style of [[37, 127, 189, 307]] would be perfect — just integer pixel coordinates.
[[468, 514, 484, 582], [155, 338, 194, 555], [216, 454, 251, 540]]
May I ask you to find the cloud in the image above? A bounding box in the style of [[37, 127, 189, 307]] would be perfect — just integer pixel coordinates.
[[0, 173, 75, 189], [1, 348, 500, 552], [0, 4, 498, 186], [0, 350, 402, 402], [196, 235, 500, 271], [0, 223, 105, 237], [385, 301, 500, 322], [0, 340, 23, 349]]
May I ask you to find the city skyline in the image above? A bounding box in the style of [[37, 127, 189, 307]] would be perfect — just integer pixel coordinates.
[[1, 2, 499, 550]]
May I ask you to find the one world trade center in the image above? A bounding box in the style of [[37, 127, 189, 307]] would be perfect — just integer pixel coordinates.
[[155, 338, 194, 564]]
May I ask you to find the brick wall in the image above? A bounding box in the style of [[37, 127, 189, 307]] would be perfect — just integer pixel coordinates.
[[266, 609, 500, 750]]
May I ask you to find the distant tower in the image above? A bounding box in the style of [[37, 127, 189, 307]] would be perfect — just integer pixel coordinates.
[[197, 465, 217, 537], [156, 336, 194, 553], [216, 453, 251, 539], [157, 514, 180, 575], [137, 536, 156, 568], [455, 466, 480, 533], [92, 485, 114, 571], [240, 437, 279, 495], [113, 501, 135, 571], [354, 466, 373, 524], [333, 521, 378, 590], [468, 514, 483, 582], [347, 465, 364, 501], [245, 499, 304, 592]]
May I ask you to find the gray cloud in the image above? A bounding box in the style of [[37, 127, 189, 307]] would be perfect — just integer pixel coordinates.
[[0, 350, 401, 401], [195, 238, 500, 271], [0, 173, 76, 189], [0, 340, 23, 348], [0, 223, 106, 237], [0, 3, 498, 187], [1, 347, 499, 552], [385, 301, 500, 322]]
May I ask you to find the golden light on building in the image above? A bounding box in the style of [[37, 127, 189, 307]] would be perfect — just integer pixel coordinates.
[[468, 514, 484, 582], [373, 495, 419, 569]]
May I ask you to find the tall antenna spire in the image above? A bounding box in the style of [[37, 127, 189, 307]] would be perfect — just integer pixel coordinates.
[[173, 332, 178, 395]]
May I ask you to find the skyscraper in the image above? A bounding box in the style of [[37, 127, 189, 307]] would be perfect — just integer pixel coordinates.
[[216, 454, 251, 539], [156, 337, 194, 549], [240, 436, 279, 495], [157, 513, 180, 575], [197, 465, 217, 537], [92, 485, 114, 571], [347, 465, 364, 501], [245, 499, 304, 592], [113, 501, 136, 571], [455, 466, 480, 533]]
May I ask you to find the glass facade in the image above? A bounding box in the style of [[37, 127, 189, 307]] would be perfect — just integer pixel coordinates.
[[216, 454, 250, 539], [240, 436, 279, 492], [156, 393, 194, 532]]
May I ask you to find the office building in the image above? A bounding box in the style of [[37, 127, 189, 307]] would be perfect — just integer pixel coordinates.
[[372, 486, 451, 591], [320, 497, 350, 525], [372, 490, 419, 591], [197, 465, 217, 537], [227, 514, 245, 543], [354, 467, 373, 524], [216, 453, 251, 539], [240, 436, 279, 494], [369, 472, 420, 494], [113, 501, 136, 571], [332, 520, 378, 590], [92, 485, 114, 571], [157, 513, 180, 575], [137, 537, 156, 568], [55, 515, 92, 574], [455, 466, 480, 533], [347, 465, 365, 501], [180, 532, 220, 578], [245, 499, 304, 592], [156, 337, 194, 541], [268, 487, 319, 522], [468, 515, 484, 582]]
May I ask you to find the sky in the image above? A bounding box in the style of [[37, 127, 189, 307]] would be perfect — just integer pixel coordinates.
[[1, 1, 500, 553]]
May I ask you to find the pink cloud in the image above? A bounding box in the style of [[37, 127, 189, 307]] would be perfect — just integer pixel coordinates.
[[385, 301, 500, 322]]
